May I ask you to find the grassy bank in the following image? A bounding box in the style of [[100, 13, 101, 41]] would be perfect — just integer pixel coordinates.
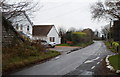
[[104, 41, 119, 53], [57, 41, 94, 47], [3, 43, 61, 74], [108, 55, 120, 70], [104, 41, 120, 72]]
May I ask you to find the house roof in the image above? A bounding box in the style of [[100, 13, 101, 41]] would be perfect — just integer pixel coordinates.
[[32, 25, 53, 36], [23, 11, 33, 26], [3, 11, 33, 26]]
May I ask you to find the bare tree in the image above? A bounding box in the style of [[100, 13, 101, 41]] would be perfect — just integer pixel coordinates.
[[0, 0, 41, 19], [68, 27, 77, 32], [101, 24, 111, 39], [91, 0, 120, 20], [58, 27, 66, 43], [58, 27, 66, 37], [94, 29, 99, 37]]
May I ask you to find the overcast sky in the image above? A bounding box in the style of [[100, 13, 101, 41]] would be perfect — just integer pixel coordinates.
[[10, 0, 110, 31]]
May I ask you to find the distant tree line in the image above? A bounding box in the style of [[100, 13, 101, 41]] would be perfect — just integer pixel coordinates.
[[58, 27, 96, 45]]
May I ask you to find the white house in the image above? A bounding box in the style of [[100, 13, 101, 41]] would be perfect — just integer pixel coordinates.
[[3, 11, 61, 44], [32, 25, 61, 44], [4, 11, 33, 39]]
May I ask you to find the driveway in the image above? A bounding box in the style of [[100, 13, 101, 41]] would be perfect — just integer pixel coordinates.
[[48, 46, 81, 54], [12, 41, 113, 75]]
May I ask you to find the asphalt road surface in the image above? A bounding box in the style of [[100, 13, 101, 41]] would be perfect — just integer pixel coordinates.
[[12, 41, 114, 75]]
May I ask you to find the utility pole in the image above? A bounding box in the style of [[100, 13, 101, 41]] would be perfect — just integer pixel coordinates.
[[109, 19, 112, 46]]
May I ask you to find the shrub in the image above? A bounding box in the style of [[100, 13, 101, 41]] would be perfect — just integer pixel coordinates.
[[72, 32, 90, 44], [112, 42, 119, 52], [112, 42, 119, 47]]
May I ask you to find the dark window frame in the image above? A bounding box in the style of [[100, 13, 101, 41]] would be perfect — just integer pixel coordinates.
[[50, 37, 55, 42], [27, 26, 29, 31], [20, 25, 23, 30]]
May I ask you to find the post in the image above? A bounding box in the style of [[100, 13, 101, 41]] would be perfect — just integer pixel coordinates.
[[109, 19, 113, 47]]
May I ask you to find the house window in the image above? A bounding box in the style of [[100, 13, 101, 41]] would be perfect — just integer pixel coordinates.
[[16, 24, 18, 30], [50, 37, 55, 42], [27, 26, 29, 31]]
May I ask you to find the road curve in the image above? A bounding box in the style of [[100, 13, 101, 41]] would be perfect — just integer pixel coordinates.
[[12, 41, 109, 75]]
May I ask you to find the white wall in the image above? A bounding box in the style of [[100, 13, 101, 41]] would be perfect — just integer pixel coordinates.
[[32, 36, 47, 41], [47, 26, 61, 44], [32, 26, 61, 44], [11, 13, 33, 39]]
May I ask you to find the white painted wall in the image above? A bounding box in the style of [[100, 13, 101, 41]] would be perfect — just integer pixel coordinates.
[[8, 12, 61, 43], [47, 26, 61, 44], [10, 12, 33, 39], [32, 36, 47, 41], [32, 26, 61, 44]]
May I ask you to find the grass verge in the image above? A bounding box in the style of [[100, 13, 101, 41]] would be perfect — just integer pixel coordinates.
[[108, 55, 120, 70], [57, 43, 70, 46], [104, 41, 118, 53], [3, 46, 61, 75]]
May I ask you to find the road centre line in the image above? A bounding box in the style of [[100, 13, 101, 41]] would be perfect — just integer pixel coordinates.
[[97, 62, 100, 64], [91, 66, 95, 69], [100, 59, 103, 61]]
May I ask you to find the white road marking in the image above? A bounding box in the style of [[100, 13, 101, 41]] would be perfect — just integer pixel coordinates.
[[84, 60, 93, 63], [97, 62, 100, 64], [91, 66, 95, 69], [96, 57, 100, 60], [55, 56, 60, 59], [84, 57, 100, 64], [99, 54, 100, 55], [101, 59, 103, 61]]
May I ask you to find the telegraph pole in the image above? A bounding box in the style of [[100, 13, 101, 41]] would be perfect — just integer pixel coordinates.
[[109, 19, 112, 46]]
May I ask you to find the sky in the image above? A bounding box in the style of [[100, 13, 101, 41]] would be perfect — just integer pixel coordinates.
[[9, 0, 110, 31]]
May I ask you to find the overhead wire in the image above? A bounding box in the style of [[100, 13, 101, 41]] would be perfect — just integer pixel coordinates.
[[42, 7, 82, 22], [39, 0, 73, 13]]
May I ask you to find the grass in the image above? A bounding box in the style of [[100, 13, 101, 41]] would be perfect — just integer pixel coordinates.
[[104, 41, 118, 53], [57, 41, 94, 47], [57, 43, 70, 46], [2, 43, 61, 74], [104, 41, 120, 71], [3, 50, 60, 74], [108, 55, 120, 70]]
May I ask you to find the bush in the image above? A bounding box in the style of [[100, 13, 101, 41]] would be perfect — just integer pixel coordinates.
[[112, 42, 119, 52], [72, 32, 88, 44], [105, 41, 119, 53], [112, 42, 119, 47]]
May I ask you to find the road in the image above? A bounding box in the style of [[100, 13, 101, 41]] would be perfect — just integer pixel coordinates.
[[12, 41, 114, 75]]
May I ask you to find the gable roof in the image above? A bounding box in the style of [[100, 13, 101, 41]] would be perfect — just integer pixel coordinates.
[[3, 11, 33, 26], [23, 11, 33, 26], [32, 25, 53, 36]]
